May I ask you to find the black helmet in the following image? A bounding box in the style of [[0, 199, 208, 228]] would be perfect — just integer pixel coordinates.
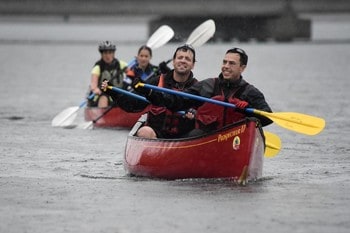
[[98, 41, 116, 53]]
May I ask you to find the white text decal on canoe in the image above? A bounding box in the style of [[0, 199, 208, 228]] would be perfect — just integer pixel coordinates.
[[217, 125, 246, 142]]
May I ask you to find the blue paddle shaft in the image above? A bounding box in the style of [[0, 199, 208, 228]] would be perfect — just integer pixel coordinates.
[[141, 83, 257, 114], [79, 93, 95, 108], [142, 83, 238, 107], [109, 86, 149, 103]]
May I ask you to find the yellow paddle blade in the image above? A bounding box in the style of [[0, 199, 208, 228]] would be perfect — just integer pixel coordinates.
[[264, 131, 282, 158], [254, 110, 326, 136]]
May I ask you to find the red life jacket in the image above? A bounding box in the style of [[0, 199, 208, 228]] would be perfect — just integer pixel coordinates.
[[195, 95, 246, 130], [195, 78, 247, 131]]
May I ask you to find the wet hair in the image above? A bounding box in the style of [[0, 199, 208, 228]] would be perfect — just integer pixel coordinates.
[[226, 47, 248, 65], [173, 44, 196, 62], [138, 45, 152, 57]]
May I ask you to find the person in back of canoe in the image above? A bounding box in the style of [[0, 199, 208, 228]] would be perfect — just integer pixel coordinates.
[[123, 45, 168, 91], [87, 41, 128, 108], [103, 44, 198, 138], [134, 47, 273, 136], [100, 45, 170, 112]]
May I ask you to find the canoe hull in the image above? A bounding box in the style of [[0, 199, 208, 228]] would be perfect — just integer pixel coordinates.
[[124, 117, 264, 180], [84, 107, 149, 128]]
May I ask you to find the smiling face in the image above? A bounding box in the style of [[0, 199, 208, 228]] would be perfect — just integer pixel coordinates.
[[137, 48, 152, 69], [221, 52, 246, 81], [172, 49, 195, 77]]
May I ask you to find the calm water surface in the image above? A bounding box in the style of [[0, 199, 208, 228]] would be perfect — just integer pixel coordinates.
[[0, 19, 350, 233]]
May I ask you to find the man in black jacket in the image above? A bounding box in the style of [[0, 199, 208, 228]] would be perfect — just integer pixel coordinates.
[[138, 47, 273, 135], [103, 44, 198, 138]]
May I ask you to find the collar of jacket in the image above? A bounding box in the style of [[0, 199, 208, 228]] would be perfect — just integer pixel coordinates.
[[164, 70, 196, 89], [218, 73, 245, 88]]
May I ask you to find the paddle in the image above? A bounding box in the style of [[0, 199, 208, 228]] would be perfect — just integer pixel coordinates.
[[147, 25, 175, 49], [78, 105, 114, 129], [264, 131, 282, 157], [107, 86, 149, 103], [246, 109, 326, 136], [161, 19, 216, 64], [136, 83, 326, 136], [51, 93, 95, 127], [52, 25, 173, 128], [164, 18, 215, 64], [78, 85, 151, 129], [127, 25, 175, 68], [138, 19, 216, 79], [106, 85, 281, 157], [185, 19, 216, 47], [83, 20, 216, 129]]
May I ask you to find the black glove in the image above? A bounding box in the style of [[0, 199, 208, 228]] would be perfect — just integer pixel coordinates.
[[131, 77, 150, 96], [158, 61, 171, 74], [124, 67, 142, 90]]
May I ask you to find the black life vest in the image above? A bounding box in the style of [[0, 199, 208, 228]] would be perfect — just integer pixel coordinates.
[[146, 74, 197, 138], [95, 58, 123, 88]]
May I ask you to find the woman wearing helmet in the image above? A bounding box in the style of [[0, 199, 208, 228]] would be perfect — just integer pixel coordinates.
[[88, 41, 128, 108]]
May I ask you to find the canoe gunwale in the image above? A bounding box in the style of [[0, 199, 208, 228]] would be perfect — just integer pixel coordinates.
[[128, 115, 265, 144]]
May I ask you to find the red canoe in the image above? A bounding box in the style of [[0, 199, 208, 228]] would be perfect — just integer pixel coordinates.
[[124, 116, 265, 181], [84, 106, 149, 128]]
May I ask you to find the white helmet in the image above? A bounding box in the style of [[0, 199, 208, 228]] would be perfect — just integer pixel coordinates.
[[98, 41, 116, 53]]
